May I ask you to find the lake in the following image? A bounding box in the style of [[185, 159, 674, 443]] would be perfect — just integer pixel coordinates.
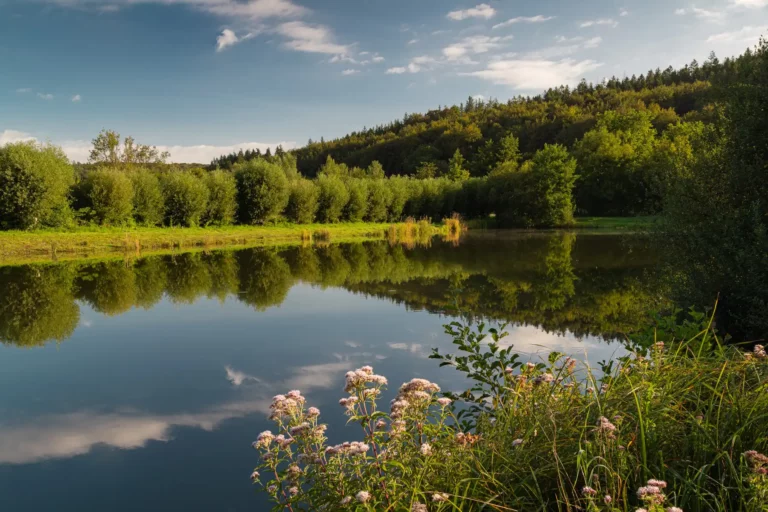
[[0, 231, 660, 511]]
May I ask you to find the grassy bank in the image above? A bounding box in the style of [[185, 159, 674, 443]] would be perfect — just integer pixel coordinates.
[[0, 222, 450, 264], [573, 216, 658, 230]]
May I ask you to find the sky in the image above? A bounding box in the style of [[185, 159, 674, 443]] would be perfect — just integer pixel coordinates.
[[1, 0, 767, 163]]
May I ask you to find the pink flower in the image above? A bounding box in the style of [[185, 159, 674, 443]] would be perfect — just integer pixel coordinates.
[[356, 490, 371, 503], [420, 443, 432, 456], [307, 407, 320, 417], [437, 397, 452, 407], [432, 492, 449, 502]]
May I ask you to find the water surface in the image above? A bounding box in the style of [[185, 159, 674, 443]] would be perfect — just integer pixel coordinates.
[[0, 232, 659, 511]]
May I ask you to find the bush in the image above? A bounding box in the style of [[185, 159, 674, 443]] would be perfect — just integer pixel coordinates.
[[344, 179, 368, 222], [316, 175, 349, 223], [251, 313, 768, 511], [160, 171, 210, 227], [386, 177, 409, 221], [286, 179, 320, 224], [84, 169, 135, 225], [129, 168, 164, 226], [366, 179, 392, 222], [235, 159, 290, 224], [0, 142, 74, 229], [203, 170, 237, 226]]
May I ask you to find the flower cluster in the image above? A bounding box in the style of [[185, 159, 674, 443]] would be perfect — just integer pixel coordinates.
[[754, 344, 767, 359], [344, 365, 388, 393], [636, 478, 669, 507]]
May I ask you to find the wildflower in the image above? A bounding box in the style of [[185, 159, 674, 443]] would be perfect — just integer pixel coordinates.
[[526, 362, 536, 370], [390, 420, 406, 435], [432, 492, 449, 502], [653, 341, 665, 351], [290, 422, 311, 436], [261, 452, 274, 461], [597, 416, 617, 433], [307, 407, 320, 417], [582, 486, 597, 496], [647, 479, 667, 489], [356, 490, 371, 503], [360, 365, 374, 375], [511, 438, 523, 447], [587, 387, 595, 394], [637, 486, 661, 497], [286, 465, 302, 480], [437, 397, 452, 407], [635, 509, 648, 512], [340, 496, 352, 505], [253, 430, 275, 449], [666, 508, 683, 512], [754, 344, 766, 358], [363, 388, 380, 399], [504, 366, 514, 375], [250, 470, 260, 480], [399, 378, 441, 395], [286, 390, 304, 401], [376, 419, 387, 430], [288, 486, 299, 496], [412, 503, 428, 512], [267, 484, 277, 493], [604, 495, 612, 504], [369, 374, 388, 386], [420, 443, 432, 456]]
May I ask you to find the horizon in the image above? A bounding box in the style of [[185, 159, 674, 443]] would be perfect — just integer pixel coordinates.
[[1, 0, 767, 163]]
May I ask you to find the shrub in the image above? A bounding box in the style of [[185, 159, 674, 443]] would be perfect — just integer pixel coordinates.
[[84, 169, 135, 225], [160, 171, 210, 227], [344, 179, 368, 222], [285, 179, 320, 224], [366, 179, 393, 222], [316, 175, 349, 223], [0, 141, 75, 229], [203, 170, 237, 226], [235, 159, 289, 224], [386, 177, 409, 221], [129, 168, 164, 226]]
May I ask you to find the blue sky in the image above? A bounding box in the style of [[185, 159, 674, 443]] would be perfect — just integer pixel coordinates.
[[1, 0, 766, 162]]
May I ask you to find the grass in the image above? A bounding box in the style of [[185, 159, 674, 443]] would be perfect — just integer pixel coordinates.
[[573, 216, 658, 230], [0, 222, 451, 265]]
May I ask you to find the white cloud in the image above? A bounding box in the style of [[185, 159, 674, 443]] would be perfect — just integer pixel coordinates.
[[619, 8, 629, 16], [16, 88, 31, 93], [493, 15, 554, 30], [71, 94, 82, 102], [407, 38, 419, 45], [463, 58, 602, 90], [0, 130, 36, 145], [443, 34, 513, 60], [276, 21, 348, 54], [45, 0, 309, 20], [216, 28, 255, 51], [730, 0, 768, 7], [224, 365, 260, 386], [579, 18, 619, 28], [372, 55, 385, 63], [447, 3, 496, 21], [37, 93, 54, 100], [341, 69, 359, 75], [707, 25, 765, 42], [674, 6, 724, 20], [386, 66, 407, 74], [555, 35, 583, 43], [525, 36, 602, 59]]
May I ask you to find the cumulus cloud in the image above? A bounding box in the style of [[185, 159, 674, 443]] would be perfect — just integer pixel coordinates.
[[71, 94, 82, 102], [37, 93, 54, 100], [443, 35, 513, 60], [447, 3, 496, 21], [463, 58, 602, 90], [0, 130, 36, 145], [341, 68, 359, 75], [43, 0, 309, 20], [386, 66, 407, 74], [216, 29, 255, 51], [16, 88, 31, 93], [730, 0, 768, 7], [276, 21, 348, 54], [619, 8, 629, 16], [493, 15, 554, 30], [707, 25, 765, 42], [372, 55, 385, 63], [579, 18, 618, 28], [407, 38, 419, 45], [673, 6, 724, 20]]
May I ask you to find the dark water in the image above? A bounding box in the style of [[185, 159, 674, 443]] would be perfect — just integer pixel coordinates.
[[0, 232, 660, 511]]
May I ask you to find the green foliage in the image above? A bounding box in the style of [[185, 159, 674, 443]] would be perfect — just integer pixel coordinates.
[[366, 160, 385, 179], [446, 149, 470, 181], [344, 179, 369, 222], [235, 159, 290, 224], [83, 169, 135, 225], [160, 171, 210, 227], [366, 179, 393, 222], [660, 38, 768, 340], [318, 155, 349, 178], [286, 178, 320, 224], [129, 168, 165, 226], [89, 129, 169, 167], [414, 161, 438, 179], [203, 170, 237, 226], [316, 174, 349, 223], [386, 177, 409, 221], [0, 142, 75, 229]]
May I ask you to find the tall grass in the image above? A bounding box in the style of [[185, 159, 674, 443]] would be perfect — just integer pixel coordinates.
[[250, 308, 768, 510]]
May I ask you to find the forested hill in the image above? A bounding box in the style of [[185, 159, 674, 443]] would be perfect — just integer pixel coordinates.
[[211, 51, 749, 177]]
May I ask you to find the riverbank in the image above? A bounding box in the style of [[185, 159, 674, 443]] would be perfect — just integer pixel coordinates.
[[0, 222, 450, 264], [465, 216, 657, 231]]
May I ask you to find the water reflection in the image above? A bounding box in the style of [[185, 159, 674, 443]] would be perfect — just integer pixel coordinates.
[[0, 232, 660, 348]]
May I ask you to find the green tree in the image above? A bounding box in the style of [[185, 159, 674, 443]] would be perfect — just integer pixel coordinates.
[[446, 149, 470, 181], [84, 169, 135, 225], [0, 142, 75, 229], [366, 179, 393, 222], [203, 170, 237, 225], [344, 179, 369, 222], [234, 159, 290, 224], [318, 155, 349, 178], [316, 175, 350, 223], [286, 179, 320, 224], [129, 168, 164, 226], [415, 161, 438, 179], [160, 171, 210, 226], [366, 160, 386, 179], [89, 129, 170, 167], [387, 177, 410, 221]]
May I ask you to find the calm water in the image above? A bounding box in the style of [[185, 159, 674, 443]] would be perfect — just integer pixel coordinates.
[[0, 232, 659, 511]]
